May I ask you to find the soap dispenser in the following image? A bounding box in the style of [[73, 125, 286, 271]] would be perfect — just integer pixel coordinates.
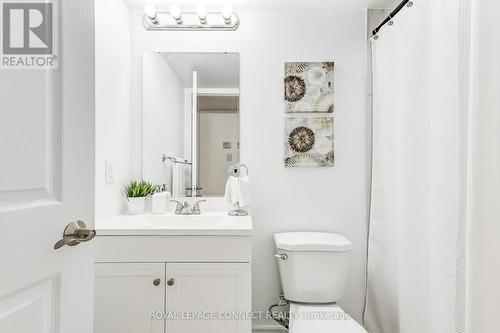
[[152, 184, 171, 214]]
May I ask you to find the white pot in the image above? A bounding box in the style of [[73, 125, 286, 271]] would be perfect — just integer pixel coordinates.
[[127, 197, 146, 214]]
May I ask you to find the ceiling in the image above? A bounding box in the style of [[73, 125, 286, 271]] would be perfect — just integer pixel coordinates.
[[161, 52, 239, 89], [124, 0, 399, 11]]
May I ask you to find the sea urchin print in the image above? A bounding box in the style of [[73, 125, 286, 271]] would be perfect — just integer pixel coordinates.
[[288, 126, 315, 153], [322, 62, 334, 71], [285, 62, 310, 75], [307, 66, 327, 86], [310, 117, 334, 134], [284, 117, 334, 167], [284, 61, 334, 113], [284, 75, 306, 102], [314, 90, 334, 112], [285, 153, 322, 167]]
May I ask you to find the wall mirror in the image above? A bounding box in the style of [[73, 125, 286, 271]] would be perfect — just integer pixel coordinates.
[[143, 52, 240, 197]]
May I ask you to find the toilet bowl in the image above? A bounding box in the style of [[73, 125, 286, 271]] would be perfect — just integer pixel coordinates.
[[274, 232, 367, 333]]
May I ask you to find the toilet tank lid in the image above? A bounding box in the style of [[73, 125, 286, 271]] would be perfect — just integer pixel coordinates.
[[274, 232, 352, 252]]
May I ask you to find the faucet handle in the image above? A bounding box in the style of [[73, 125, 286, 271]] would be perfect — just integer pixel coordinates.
[[170, 200, 184, 214], [192, 199, 206, 214]]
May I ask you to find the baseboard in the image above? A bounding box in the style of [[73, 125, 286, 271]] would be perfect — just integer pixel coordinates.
[[253, 323, 287, 332]]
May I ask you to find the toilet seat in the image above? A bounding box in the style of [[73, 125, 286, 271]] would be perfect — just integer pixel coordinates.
[[288, 303, 368, 333]]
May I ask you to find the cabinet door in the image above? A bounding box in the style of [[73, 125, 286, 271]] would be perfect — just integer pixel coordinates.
[[95, 263, 165, 333], [166, 263, 251, 333]]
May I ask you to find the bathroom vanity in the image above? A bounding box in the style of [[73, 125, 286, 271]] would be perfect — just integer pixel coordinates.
[[93, 51, 248, 333], [94, 213, 252, 333]]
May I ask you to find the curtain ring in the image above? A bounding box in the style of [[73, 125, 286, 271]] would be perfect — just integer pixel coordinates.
[[407, 1, 414, 7], [387, 13, 394, 26]]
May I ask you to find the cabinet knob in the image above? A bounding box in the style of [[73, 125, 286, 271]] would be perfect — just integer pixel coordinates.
[[153, 278, 161, 286], [167, 278, 175, 286]]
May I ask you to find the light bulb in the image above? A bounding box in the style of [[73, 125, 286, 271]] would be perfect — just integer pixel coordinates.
[[196, 5, 208, 23], [169, 4, 182, 23], [222, 5, 233, 23], [144, 4, 156, 19]]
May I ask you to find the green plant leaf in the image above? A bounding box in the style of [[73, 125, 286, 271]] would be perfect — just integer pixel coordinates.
[[123, 180, 156, 198]]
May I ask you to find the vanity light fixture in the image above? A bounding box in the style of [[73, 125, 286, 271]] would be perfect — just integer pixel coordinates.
[[169, 4, 182, 24], [142, 4, 240, 31], [221, 5, 233, 24], [196, 5, 208, 24], [143, 3, 158, 24]]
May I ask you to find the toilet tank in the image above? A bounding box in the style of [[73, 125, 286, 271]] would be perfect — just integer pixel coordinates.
[[274, 232, 352, 303]]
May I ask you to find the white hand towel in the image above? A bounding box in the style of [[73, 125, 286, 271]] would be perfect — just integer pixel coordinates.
[[224, 176, 237, 204], [172, 163, 186, 196], [236, 175, 251, 207], [224, 175, 251, 207]]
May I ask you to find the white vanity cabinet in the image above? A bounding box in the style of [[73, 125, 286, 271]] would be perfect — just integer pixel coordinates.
[[94, 223, 252, 333], [165, 263, 251, 333], [95, 263, 165, 333]]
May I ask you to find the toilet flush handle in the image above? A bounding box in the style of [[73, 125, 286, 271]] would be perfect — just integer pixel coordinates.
[[274, 253, 288, 260]]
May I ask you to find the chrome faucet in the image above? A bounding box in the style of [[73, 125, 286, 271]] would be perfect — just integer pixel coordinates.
[[170, 200, 206, 215]]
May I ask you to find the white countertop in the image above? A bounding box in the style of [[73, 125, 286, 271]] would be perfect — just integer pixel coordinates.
[[96, 212, 253, 236]]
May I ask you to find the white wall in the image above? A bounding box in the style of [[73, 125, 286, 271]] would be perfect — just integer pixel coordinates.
[[95, 0, 131, 221], [129, 9, 368, 327], [142, 53, 185, 191]]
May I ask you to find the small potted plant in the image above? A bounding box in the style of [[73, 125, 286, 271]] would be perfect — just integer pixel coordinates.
[[123, 180, 155, 214]]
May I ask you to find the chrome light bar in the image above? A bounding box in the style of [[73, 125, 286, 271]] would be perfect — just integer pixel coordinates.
[[143, 10, 240, 31]]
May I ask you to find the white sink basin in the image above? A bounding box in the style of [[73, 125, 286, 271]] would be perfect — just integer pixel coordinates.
[[96, 212, 252, 236]]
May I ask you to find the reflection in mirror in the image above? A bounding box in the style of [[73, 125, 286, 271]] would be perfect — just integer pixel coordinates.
[[142, 52, 240, 197], [198, 95, 239, 196]]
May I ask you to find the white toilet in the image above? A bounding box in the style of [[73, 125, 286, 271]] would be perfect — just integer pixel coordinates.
[[274, 232, 367, 333]]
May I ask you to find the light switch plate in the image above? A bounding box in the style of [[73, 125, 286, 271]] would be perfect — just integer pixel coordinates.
[[105, 160, 115, 184]]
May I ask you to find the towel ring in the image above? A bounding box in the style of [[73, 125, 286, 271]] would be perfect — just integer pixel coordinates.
[[228, 163, 248, 178], [227, 163, 249, 217]]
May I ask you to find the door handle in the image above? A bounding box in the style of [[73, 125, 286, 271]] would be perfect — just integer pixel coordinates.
[[54, 220, 96, 250]]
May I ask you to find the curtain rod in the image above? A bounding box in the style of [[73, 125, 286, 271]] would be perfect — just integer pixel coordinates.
[[372, 0, 412, 36]]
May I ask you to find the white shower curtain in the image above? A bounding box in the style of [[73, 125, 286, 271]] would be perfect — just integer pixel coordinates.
[[365, 1, 467, 332]]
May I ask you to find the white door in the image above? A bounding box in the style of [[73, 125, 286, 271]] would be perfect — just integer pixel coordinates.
[[0, 0, 95, 332], [95, 263, 165, 333], [165, 263, 251, 333]]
